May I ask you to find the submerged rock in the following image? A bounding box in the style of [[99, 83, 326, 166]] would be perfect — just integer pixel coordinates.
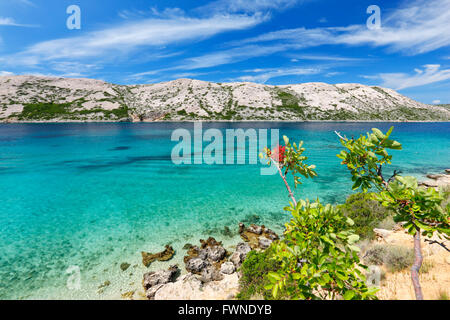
[[141, 245, 175, 267], [121, 291, 135, 300], [98, 280, 111, 289], [221, 226, 234, 237], [120, 263, 131, 271]]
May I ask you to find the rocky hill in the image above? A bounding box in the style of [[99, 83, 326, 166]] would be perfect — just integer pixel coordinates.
[[1, 75, 449, 122]]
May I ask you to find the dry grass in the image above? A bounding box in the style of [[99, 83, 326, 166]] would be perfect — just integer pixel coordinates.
[[374, 230, 450, 300]]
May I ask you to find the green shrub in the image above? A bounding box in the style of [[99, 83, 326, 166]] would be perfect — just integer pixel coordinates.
[[20, 102, 70, 119], [236, 247, 281, 300], [364, 244, 414, 273], [384, 245, 415, 272], [266, 200, 377, 300], [364, 244, 387, 266], [339, 193, 393, 240]]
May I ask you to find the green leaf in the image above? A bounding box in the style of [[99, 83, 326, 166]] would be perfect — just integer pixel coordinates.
[[343, 290, 355, 300], [348, 234, 360, 244], [346, 217, 355, 226], [372, 128, 385, 140], [272, 283, 279, 298]]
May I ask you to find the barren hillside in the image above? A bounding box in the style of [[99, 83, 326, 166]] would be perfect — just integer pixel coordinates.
[[1, 76, 448, 122]]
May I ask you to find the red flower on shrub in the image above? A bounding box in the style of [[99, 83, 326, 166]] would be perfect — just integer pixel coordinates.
[[271, 145, 286, 163]]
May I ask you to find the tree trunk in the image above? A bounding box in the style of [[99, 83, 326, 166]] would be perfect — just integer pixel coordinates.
[[273, 160, 297, 207], [411, 231, 424, 300]]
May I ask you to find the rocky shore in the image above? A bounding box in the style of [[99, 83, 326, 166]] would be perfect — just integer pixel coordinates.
[[118, 169, 449, 301], [139, 223, 279, 300], [419, 169, 450, 189]]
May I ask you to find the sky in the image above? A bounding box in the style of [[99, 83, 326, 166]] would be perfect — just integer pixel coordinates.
[[0, 0, 449, 104]]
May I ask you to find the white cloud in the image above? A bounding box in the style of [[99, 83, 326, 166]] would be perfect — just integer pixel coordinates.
[[237, 0, 450, 55], [4, 13, 264, 68], [17, 0, 35, 6], [0, 16, 38, 27], [128, 43, 288, 80], [0, 71, 14, 76], [373, 64, 450, 90], [196, 0, 304, 14], [432, 99, 441, 104], [181, 44, 288, 70], [236, 66, 321, 83], [0, 17, 17, 26], [289, 54, 367, 62], [325, 72, 344, 77]]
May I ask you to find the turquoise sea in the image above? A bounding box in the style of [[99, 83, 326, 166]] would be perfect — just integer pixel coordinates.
[[0, 122, 449, 299]]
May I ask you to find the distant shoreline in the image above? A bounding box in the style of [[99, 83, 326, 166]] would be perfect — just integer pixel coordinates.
[[1, 120, 450, 124]]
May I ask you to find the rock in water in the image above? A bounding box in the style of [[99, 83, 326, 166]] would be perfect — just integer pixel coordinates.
[[141, 245, 175, 267]]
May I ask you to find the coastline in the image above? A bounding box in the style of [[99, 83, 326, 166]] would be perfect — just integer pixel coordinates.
[[0, 122, 448, 300], [1, 120, 450, 124]]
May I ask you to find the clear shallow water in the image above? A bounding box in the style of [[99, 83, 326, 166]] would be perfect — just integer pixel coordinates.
[[0, 122, 448, 299]]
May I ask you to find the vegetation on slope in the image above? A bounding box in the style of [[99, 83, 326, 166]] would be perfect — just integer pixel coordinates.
[[15, 102, 129, 121]]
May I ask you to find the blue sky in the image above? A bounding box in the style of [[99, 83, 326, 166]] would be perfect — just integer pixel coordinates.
[[0, 0, 449, 103]]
